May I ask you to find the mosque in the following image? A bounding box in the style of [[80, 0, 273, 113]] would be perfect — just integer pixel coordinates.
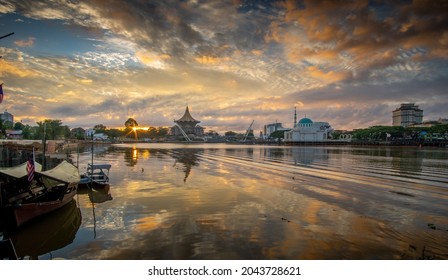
[[284, 109, 333, 142], [170, 106, 204, 138]]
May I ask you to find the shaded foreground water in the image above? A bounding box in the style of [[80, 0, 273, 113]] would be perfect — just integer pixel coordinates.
[[2, 144, 448, 259]]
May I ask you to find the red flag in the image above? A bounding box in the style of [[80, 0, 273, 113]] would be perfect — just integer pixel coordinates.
[[0, 83, 3, 104]]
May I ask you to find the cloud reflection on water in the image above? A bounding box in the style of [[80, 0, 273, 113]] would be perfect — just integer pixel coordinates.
[[68, 144, 448, 259]]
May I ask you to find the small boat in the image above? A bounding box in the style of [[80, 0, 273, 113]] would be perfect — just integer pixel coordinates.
[[79, 163, 111, 188], [0, 160, 80, 227]]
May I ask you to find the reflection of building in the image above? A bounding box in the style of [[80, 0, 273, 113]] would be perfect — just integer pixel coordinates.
[[0, 110, 13, 124], [392, 103, 423, 127], [171, 106, 204, 137], [289, 147, 328, 165], [171, 149, 201, 182], [284, 117, 332, 142]]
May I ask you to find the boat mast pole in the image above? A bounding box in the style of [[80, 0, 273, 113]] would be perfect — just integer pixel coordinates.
[[42, 122, 47, 170], [76, 144, 79, 169], [89, 133, 94, 188]]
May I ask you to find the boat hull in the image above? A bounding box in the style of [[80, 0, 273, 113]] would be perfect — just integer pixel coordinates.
[[10, 184, 78, 227]]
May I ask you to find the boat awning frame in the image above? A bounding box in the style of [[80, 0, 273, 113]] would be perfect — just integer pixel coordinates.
[[0, 162, 43, 179]]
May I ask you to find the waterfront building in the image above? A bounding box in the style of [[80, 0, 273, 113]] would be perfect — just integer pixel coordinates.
[[437, 118, 448, 124], [392, 103, 423, 127], [284, 117, 332, 142], [171, 106, 204, 137], [5, 129, 23, 139], [263, 122, 289, 138], [0, 110, 13, 125]]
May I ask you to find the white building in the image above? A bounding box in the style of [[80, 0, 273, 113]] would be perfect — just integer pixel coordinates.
[[263, 122, 289, 138], [284, 117, 332, 142], [392, 103, 423, 127]]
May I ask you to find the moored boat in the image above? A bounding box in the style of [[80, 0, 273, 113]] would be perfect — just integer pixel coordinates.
[[0, 160, 80, 227], [79, 163, 111, 188]]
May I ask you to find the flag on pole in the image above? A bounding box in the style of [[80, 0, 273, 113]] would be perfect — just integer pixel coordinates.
[[26, 151, 35, 182], [0, 83, 4, 104]]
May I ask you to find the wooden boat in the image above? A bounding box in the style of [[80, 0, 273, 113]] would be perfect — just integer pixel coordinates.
[[0, 160, 80, 227], [5, 199, 81, 259], [79, 163, 111, 188]]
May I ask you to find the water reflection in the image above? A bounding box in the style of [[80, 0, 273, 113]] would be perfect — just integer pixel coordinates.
[[6, 144, 445, 260], [290, 147, 328, 165], [171, 149, 202, 182], [77, 185, 113, 204], [124, 147, 139, 166], [4, 199, 81, 259]]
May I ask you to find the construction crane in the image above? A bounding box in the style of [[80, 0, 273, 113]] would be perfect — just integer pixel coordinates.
[[243, 120, 255, 142], [1, 32, 14, 60], [0, 32, 14, 40]]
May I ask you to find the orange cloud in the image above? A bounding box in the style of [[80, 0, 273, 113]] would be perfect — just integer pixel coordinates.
[[306, 66, 350, 84], [195, 55, 229, 65], [251, 49, 263, 56], [14, 37, 35, 47], [135, 50, 169, 69], [0, 60, 38, 77]]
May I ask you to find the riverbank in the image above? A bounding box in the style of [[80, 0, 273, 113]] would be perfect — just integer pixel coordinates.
[[0, 139, 112, 167]]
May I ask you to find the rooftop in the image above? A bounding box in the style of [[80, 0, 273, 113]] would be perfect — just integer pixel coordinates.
[[175, 106, 200, 123]]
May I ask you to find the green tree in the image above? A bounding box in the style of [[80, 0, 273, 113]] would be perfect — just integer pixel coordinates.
[[147, 127, 158, 138], [105, 128, 124, 139], [14, 122, 25, 130], [225, 131, 237, 137], [157, 127, 168, 137], [71, 127, 85, 140], [124, 118, 138, 128], [270, 130, 285, 139], [0, 119, 5, 138], [21, 124, 32, 139], [36, 119, 65, 140], [93, 124, 107, 133]]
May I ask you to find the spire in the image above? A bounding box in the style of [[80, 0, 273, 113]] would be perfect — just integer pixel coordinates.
[[174, 106, 200, 123], [294, 107, 297, 127]]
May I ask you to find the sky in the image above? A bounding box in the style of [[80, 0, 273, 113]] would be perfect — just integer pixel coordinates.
[[0, 0, 447, 133]]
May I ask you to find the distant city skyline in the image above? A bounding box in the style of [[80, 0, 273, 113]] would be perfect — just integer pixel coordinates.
[[0, 1, 447, 133]]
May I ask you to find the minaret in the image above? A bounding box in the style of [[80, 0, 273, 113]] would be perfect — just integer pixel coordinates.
[[294, 107, 297, 128]]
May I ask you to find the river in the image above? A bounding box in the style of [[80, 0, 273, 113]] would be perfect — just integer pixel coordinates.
[[2, 144, 448, 259]]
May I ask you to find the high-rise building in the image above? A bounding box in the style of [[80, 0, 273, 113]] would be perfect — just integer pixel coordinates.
[[392, 103, 423, 127], [0, 110, 14, 124], [263, 122, 286, 138]]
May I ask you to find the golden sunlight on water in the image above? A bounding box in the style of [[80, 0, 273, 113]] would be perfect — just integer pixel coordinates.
[[2, 144, 447, 260]]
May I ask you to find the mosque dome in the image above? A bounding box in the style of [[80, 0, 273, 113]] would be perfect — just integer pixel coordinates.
[[298, 117, 313, 124]]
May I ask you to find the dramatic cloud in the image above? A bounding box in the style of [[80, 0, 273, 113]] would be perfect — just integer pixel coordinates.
[[14, 36, 35, 47], [0, 0, 447, 132]]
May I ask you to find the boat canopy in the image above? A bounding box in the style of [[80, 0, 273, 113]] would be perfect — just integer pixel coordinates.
[[88, 163, 112, 170], [0, 162, 43, 179], [38, 161, 80, 184]]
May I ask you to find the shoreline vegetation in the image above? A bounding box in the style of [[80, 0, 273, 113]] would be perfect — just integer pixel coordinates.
[[1, 137, 447, 149]]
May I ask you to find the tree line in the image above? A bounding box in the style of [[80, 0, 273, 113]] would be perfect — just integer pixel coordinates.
[[3, 116, 446, 142], [350, 124, 448, 141]]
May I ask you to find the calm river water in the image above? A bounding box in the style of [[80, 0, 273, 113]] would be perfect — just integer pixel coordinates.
[[2, 144, 448, 259]]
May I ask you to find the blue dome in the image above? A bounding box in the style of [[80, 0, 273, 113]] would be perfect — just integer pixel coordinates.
[[298, 117, 313, 124]]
